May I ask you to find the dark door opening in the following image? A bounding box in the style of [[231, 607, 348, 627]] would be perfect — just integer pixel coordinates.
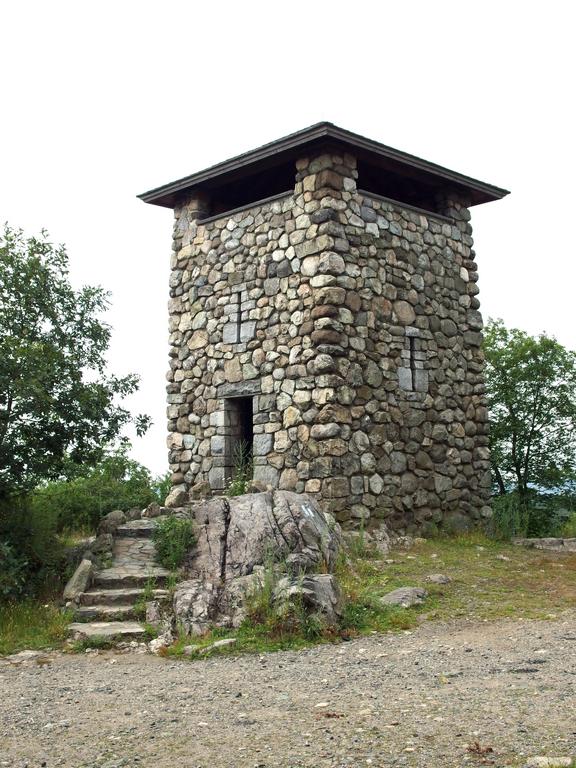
[[225, 396, 253, 483]]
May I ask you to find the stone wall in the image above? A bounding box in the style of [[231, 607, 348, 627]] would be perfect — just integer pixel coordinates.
[[166, 150, 491, 533]]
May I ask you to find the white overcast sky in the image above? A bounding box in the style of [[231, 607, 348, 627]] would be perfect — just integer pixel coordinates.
[[1, 1, 574, 475]]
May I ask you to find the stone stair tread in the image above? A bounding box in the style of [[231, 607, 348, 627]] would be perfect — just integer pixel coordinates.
[[75, 604, 138, 620], [68, 621, 146, 638], [93, 567, 171, 588], [115, 519, 161, 538], [96, 566, 170, 578], [80, 587, 170, 606]]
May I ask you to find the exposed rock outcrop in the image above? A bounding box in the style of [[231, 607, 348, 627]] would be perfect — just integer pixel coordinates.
[[173, 491, 343, 635]]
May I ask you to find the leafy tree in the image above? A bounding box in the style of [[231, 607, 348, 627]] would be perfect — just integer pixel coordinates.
[[0, 225, 150, 498], [484, 319, 576, 497]]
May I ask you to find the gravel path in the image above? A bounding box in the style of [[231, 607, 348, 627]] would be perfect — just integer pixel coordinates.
[[1, 614, 575, 768]]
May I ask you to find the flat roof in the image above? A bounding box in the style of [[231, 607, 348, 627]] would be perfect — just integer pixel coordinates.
[[138, 122, 509, 209]]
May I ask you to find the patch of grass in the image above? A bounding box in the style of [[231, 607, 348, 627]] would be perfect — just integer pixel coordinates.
[[361, 532, 576, 622], [153, 516, 195, 570], [70, 634, 120, 652], [166, 617, 333, 660], [133, 577, 157, 619], [0, 600, 71, 655]]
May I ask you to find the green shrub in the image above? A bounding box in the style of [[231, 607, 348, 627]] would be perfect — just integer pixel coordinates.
[[152, 516, 195, 571], [151, 471, 172, 506], [560, 512, 576, 538], [0, 494, 64, 597], [488, 492, 530, 540], [0, 541, 28, 598], [488, 490, 576, 540], [32, 449, 163, 533]]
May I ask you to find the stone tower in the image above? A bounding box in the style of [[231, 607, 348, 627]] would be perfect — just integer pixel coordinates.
[[139, 123, 508, 533]]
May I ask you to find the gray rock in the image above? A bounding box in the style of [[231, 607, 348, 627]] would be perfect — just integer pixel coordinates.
[[173, 492, 343, 636], [63, 558, 93, 602], [275, 573, 343, 625], [524, 759, 573, 768], [148, 630, 173, 654], [380, 586, 427, 608], [97, 510, 126, 535], [183, 644, 201, 656], [142, 502, 162, 518], [165, 487, 189, 508], [145, 600, 163, 628], [173, 579, 220, 636], [192, 491, 342, 581], [6, 650, 47, 664], [426, 574, 451, 584], [444, 512, 472, 534], [200, 638, 237, 654], [189, 481, 211, 500]]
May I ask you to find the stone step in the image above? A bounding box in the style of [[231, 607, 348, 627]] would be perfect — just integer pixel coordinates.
[[112, 537, 157, 566], [93, 567, 171, 589], [68, 620, 147, 639], [79, 587, 170, 607], [115, 519, 159, 538], [74, 604, 140, 622]]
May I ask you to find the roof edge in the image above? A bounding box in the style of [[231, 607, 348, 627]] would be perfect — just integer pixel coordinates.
[[138, 122, 510, 207]]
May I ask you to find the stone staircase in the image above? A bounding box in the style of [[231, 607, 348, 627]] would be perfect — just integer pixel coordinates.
[[68, 518, 171, 640]]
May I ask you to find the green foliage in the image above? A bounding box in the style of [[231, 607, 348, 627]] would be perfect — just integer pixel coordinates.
[[561, 512, 576, 538], [151, 471, 172, 506], [488, 489, 576, 540], [0, 540, 28, 598], [345, 518, 380, 560], [31, 448, 162, 532], [0, 493, 65, 597], [0, 225, 150, 498], [484, 319, 576, 496], [0, 600, 71, 655], [152, 516, 195, 571], [240, 551, 327, 642], [488, 491, 531, 540], [133, 577, 157, 618], [225, 440, 253, 497]]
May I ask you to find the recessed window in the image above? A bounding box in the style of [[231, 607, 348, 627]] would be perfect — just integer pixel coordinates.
[[222, 295, 256, 344], [398, 330, 428, 392]]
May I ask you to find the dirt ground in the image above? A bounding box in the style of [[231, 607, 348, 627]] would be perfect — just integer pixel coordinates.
[[1, 613, 575, 768]]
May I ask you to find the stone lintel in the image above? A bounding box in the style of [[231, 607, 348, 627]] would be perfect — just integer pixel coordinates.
[[218, 380, 262, 398]]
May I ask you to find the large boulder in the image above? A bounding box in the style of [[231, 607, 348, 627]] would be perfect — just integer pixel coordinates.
[[173, 491, 343, 635], [192, 490, 342, 581]]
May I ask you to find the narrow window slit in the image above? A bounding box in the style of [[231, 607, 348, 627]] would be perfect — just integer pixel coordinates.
[[408, 335, 416, 390], [235, 302, 242, 344]]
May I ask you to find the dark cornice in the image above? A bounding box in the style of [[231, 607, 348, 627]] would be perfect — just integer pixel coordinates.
[[138, 122, 510, 209]]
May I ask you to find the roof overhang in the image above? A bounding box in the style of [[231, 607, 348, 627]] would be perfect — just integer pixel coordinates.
[[138, 122, 509, 209]]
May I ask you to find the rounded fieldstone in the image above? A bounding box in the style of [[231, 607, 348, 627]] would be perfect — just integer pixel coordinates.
[[393, 301, 416, 325]]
